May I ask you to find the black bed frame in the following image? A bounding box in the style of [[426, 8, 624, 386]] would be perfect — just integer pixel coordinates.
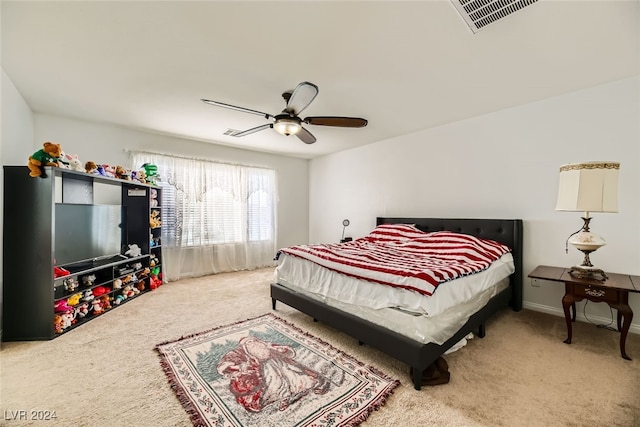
[[271, 217, 523, 390]]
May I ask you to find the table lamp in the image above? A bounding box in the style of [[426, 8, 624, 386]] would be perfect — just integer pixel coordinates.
[[555, 161, 620, 280]]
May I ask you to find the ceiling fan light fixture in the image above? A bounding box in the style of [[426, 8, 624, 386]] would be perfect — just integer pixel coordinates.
[[273, 117, 301, 136]]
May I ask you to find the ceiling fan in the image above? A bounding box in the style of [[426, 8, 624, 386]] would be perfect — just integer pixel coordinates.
[[201, 81, 367, 144]]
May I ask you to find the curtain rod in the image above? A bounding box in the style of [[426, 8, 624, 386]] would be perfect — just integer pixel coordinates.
[[124, 149, 275, 171]]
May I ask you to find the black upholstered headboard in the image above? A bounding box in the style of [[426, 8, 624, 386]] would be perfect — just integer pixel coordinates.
[[376, 217, 523, 311]]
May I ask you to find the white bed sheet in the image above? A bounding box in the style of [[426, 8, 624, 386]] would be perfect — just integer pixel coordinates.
[[275, 275, 510, 345], [275, 252, 514, 317]]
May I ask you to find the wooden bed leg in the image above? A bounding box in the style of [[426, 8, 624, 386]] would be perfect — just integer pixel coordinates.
[[272, 299, 276, 310], [478, 323, 486, 338], [412, 368, 423, 391]]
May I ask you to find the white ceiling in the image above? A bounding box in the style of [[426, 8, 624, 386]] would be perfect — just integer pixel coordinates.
[[2, 1, 639, 159]]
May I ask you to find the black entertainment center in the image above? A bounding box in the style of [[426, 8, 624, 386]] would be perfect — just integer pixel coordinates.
[[2, 165, 163, 341]]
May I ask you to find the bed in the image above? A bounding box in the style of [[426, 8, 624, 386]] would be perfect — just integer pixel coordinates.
[[271, 217, 523, 390]]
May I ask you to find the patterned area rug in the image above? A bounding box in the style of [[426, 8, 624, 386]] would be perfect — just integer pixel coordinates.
[[156, 313, 400, 427]]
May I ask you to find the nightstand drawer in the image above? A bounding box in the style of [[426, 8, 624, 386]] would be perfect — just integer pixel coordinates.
[[573, 284, 618, 303]]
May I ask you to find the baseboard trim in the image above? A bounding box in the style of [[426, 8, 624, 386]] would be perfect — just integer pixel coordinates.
[[522, 302, 640, 335]]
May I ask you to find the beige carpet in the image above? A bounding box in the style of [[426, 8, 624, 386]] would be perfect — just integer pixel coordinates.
[[1, 268, 639, 427]]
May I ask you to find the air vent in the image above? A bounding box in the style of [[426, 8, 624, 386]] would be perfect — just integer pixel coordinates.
[[451, 0, 539, 33], [223, 128, 240, 136]]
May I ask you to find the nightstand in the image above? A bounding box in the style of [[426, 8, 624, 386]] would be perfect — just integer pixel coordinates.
[[528, 265, 640, 360]]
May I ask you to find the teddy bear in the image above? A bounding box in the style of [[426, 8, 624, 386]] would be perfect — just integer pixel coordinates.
[[28, 142, 65, 178], [149, 210, 161, 228], [54, 314, 65, 334], [115, 165, 131, 180], [85, 161, 98, 174], [63, 277, 79, 292]]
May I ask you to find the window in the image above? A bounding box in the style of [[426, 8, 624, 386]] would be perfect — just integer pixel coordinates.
[[130, 151, 277, 279]]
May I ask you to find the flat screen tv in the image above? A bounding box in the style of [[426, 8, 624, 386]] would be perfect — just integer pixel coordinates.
[[54, 203, 124, 267]]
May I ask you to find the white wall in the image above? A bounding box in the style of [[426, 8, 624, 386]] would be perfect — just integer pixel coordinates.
[[22, 114, 310, 250], [309, 76, 640, 332]]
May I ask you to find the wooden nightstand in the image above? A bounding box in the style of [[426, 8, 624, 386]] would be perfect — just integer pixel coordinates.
[[528, 265, 640, 360]]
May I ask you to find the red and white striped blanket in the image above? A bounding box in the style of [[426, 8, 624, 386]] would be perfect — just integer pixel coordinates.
[[277, 225, 511, 297]]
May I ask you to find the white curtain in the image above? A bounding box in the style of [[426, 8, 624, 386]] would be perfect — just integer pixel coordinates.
[[130, 152, 278, 281]]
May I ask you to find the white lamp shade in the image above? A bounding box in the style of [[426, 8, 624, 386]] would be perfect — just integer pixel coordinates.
[[556, 162, 620, 213]]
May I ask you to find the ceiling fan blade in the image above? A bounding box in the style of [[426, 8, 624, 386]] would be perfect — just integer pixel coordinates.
[[285, 82, 319, 115], [232, 123, 273, 137], [303, 116, 368, 128], [201, 99, 273, 119], [296, 127, 316, 144]]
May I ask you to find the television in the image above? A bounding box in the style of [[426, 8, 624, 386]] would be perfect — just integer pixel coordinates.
[[54, 203, 124, 267]]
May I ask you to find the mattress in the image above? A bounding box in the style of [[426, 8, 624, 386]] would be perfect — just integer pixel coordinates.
[[275, 253, 513, 345], [275, 252, 514, 317]]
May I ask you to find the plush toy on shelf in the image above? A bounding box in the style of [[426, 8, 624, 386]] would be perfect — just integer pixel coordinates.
[[66, 293, 82, 306], [54, 261, 70, 278], [63, 277, 79, 293], [28, 142, 65, 178], [82, 274, 96, 288], [149, 188, 159, 207], [82, 289, 94, 303], [53, 314, 65, 334], [113, 294, 125, 305], [62, 153, 84, 172], [124, 244, 141, 258], [102, 164, 116, 178], [54, 299, 73, 313], [91, 299, 104, 316], [99, 295, 112, 310], [142, 163, 159, 185], [75, 302, 90, 318], [115, 165, 131, 180], [149, 210, 161, 228], [84, 161, 98, 174], [92, 286, 109, 298], [149, 255, 159, 267], [112, 278, 123, 289]]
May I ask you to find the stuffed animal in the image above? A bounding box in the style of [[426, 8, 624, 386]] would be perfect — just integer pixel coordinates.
[[54, 299, 73, 313], [63, 277, 79, 292], [149, 188, 159, 207], [141, 163, 159, 185], [54, 265, 70, 278], [61, 153, 84, 172], [85, 161, 98, 174], [91, 299, 104, 315], [113, 294, 125, 305], [102, 164, 116, 178], [75, 302, 90, 318], [149, 210, 161, 228], [66, 293, 82, 306], [121, 285, 135, 299], [112, 278, 123, 289], [115, 165, 131, 180], [61, 311, 75, 328], [124, 244, 141, 258], [100, 295, 112, 310], [149, 255, 159, 267], [82, 274, 96, 287], [54, 314, 65, 334], [92, 286, 109, 297], [82, 289, 94, 302], [28, 142, 65, 178]]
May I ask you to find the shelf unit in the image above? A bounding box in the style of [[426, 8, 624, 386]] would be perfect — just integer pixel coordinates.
[[2, 165, 163, 341]]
